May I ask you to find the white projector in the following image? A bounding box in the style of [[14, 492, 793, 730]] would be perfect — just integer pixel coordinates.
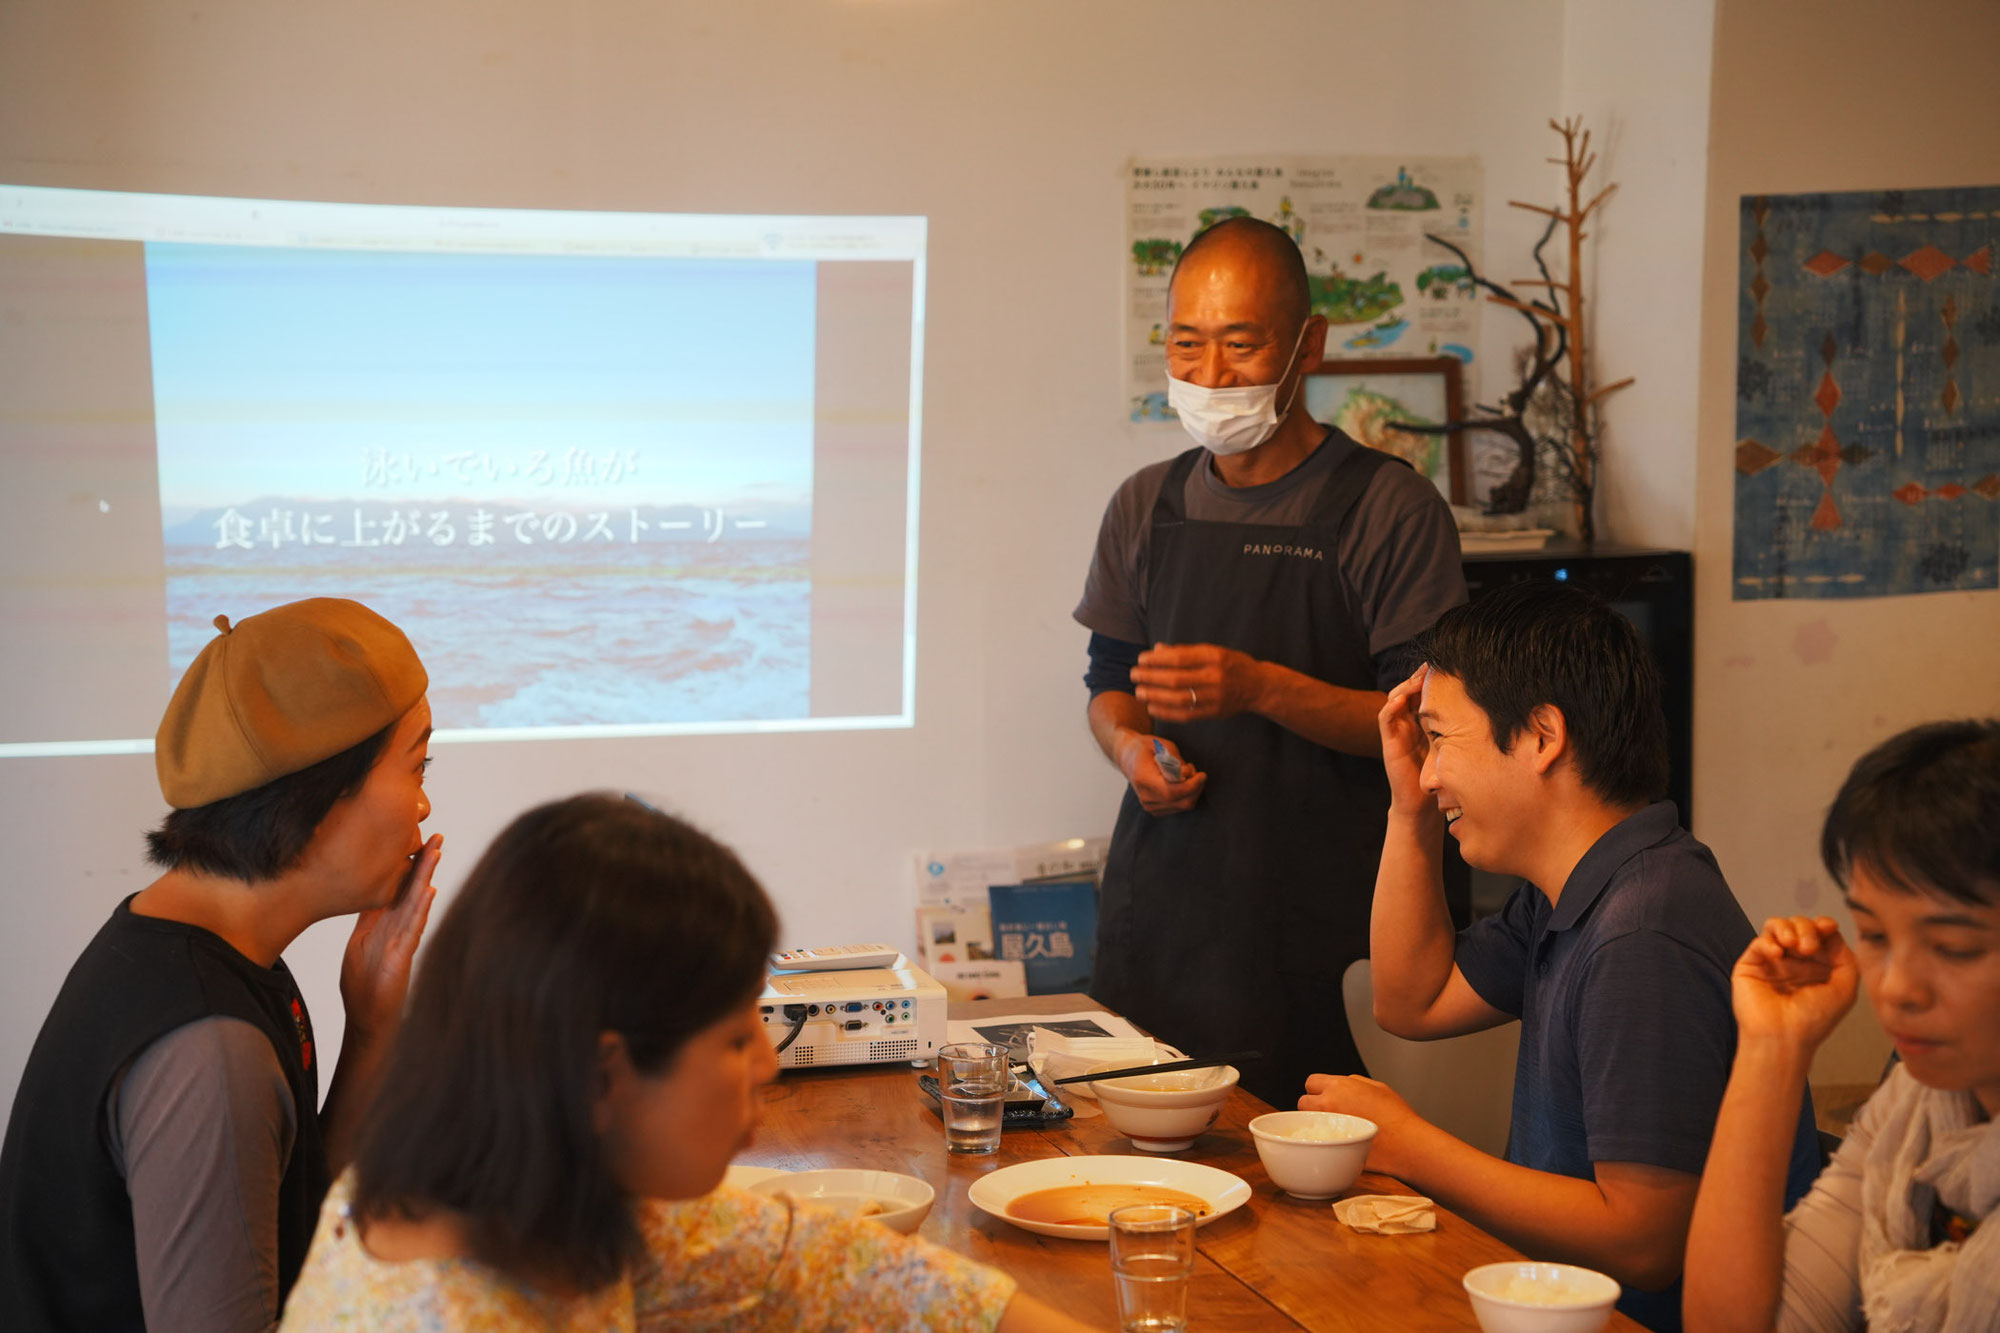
[[759, 956, 947, 1070]]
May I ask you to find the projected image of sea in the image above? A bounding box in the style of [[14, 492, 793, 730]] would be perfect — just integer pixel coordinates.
[[148, 245, 818, 730]]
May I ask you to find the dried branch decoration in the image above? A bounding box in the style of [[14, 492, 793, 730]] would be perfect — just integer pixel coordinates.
[[1387, 117, 1632, 541]]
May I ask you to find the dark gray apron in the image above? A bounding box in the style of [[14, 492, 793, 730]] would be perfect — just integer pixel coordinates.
[[1092, 435, 1394, 1108]]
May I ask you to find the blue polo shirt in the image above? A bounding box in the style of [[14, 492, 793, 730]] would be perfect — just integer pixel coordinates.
[[1455, 802, 1821, 1333]]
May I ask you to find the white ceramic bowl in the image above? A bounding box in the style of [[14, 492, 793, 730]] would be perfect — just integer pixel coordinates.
[[747, 1168, 935, 1234], [1247, 1111, 1377, 1198], [1462, 1262, 1621, 1333], [1089, 1064, 1238, 1152]]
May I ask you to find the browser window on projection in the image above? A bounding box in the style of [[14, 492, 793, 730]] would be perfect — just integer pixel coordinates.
[[0, 186, 926, 754]]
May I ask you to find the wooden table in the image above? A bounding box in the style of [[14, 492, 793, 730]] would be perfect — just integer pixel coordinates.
[[738, 996, 1642, 1330]]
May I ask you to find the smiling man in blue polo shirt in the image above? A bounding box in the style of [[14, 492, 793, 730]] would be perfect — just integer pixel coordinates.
[[1299, 581, 1820, 1333]]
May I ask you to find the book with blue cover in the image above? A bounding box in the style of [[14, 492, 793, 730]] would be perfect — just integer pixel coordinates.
[[984, 878, 1097, 995]]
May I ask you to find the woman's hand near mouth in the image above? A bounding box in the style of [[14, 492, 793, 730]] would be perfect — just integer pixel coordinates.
[[341, 833, 444, 1042]]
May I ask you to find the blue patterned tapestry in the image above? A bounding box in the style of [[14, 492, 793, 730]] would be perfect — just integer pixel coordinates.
[[1734, 186, 1999, 599]]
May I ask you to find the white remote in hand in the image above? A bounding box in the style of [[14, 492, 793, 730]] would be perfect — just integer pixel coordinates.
[[770, 944, 903, 972]]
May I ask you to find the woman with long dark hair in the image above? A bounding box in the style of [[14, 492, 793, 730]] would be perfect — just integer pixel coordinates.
[[281, 793, 1094, 1331]]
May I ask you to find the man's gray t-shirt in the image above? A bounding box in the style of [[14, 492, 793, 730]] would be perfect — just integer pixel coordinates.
[[1074, 432, 1467, 689]]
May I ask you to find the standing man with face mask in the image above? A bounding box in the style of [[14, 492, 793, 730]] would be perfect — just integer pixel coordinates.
[[1075, 217, 1466, 1108]]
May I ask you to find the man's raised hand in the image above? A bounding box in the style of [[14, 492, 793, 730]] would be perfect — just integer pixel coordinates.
[[1378, 665, 1432, 817]]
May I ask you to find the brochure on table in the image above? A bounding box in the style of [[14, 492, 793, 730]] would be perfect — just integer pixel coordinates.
[[944, 1008, 1151, 1049]]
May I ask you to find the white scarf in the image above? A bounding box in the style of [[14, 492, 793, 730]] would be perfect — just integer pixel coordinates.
[[1856, 1067, 2000, 1332]]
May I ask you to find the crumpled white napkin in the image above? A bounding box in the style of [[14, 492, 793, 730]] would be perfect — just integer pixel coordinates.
[[1331, 1194, 1437, 1234]]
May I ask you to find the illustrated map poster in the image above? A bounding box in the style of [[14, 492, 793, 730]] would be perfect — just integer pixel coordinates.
[[1734, 186, 2000, 599], [1126, 155, 1482, 422]]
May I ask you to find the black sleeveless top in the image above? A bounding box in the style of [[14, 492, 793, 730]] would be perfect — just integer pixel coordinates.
[[0, 898, 329, 1332]]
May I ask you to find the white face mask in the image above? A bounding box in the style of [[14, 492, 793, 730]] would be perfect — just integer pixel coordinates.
[[1166, 321, 1312, 456]]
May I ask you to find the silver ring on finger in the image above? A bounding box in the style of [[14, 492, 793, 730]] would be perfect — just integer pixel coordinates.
[[1188, 687, 1198, 708]]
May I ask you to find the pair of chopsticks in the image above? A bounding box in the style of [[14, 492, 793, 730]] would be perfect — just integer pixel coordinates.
[[1052, 1051, 1261, 1086]]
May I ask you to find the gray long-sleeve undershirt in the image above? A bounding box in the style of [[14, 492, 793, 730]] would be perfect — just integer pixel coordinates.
[[107, 1014, 296, 1333]]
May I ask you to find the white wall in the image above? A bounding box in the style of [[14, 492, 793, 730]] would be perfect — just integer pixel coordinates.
[[1692, 0, 2000, 1083], [0, 0, 1570, 1120], [1560, 0, 1715, 549]]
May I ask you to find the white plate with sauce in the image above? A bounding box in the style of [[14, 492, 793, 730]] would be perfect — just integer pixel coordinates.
[[966, 1155, 1252, 1240]]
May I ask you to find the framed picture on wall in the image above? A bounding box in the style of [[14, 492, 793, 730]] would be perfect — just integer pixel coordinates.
[[1302, 357, 1467, 505]]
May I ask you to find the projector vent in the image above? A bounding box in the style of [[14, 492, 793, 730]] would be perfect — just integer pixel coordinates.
[[789, 1046, 817, 1066], [868, 1038, 919, 1060]]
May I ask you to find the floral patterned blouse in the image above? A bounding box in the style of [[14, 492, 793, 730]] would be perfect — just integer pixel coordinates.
[[280, 1171, 1016, 1332]]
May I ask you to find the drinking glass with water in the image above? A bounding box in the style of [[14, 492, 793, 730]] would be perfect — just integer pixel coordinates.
[[1108, 1202, 1196, 1332], [937, 1042, 1007, 1155]]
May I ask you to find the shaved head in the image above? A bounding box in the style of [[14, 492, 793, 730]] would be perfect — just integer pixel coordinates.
[[1170, 217, 1310, 333]]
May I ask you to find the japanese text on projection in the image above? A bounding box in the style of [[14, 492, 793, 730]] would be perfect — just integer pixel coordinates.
[[362, 447, 641, 490], [211, 504, 767, 550]]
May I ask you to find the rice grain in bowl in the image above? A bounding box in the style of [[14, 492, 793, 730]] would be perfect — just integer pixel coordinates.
[[1247, 1111, 1375, 1198], [1462, 1262, 1620, 1333]]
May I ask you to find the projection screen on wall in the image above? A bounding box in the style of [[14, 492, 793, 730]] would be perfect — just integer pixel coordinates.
[[0, 186, 925, 755]]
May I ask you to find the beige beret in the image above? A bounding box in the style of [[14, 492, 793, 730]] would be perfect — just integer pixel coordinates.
[[155, 598, 428, 809]]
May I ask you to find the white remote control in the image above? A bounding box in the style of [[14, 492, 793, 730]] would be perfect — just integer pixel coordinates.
[[770, 944, 903, 972]]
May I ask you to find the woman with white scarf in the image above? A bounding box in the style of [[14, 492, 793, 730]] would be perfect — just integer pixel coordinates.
[[1684, 720, 2000, 1333]]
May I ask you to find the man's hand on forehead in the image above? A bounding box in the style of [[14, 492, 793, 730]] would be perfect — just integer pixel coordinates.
[[1399, 663, 1430, 701], [1378, 665, 1435, 818]]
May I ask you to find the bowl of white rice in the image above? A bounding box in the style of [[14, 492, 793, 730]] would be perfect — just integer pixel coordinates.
[[1462, 1262, 1620, 1333], [1246, 1111, 1376, 1198]]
